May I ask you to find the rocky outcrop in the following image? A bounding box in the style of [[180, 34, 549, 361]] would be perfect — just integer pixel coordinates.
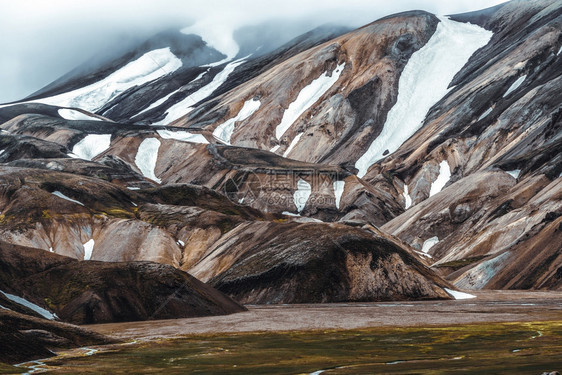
[[189, 221, 451, 304], [0, 241, 246, 324]]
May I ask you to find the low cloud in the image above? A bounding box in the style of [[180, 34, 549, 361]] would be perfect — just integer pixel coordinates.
[[0, 0, 506, 103]]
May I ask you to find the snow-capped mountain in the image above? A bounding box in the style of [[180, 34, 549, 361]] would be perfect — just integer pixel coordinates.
[[0, 0, 561, 327]]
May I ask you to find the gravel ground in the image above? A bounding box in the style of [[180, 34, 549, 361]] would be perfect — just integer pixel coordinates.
[[85, 290, 562, 340]]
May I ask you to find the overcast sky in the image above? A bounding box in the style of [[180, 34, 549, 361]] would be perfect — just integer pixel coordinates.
[[0, 0, 507, 103]]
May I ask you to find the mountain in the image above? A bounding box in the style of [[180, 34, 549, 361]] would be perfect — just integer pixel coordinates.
[[0, 0, 561, 335]]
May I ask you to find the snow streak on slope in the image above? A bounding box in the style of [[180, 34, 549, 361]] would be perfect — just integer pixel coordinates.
[[506, 169, 521, 179], [403, 184, 412, 209], [294, 179, 312, 213], [157, 57, 248, 125], [421, 236, 439, 253], [35, 48, 182, 112], [135, 138, 161, 183], [444, 288, 476, 300], [52, 191, 84, 206], [83, 239, 95, 260], [213, 99, 261, 144], [275, 63, 345, 139], [157, 129, 208, 144], [429, 160, 451, 197], [333, 180, 345, 209], [503, 75, 526, 97], [71, 134, 111, 160], [0, 290, 58, 319], [355, 16, 493, 177], [58, 108, 101, 121], [283, 132, 304, 157]]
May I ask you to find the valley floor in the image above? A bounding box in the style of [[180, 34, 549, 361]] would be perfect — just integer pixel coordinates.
[[86, 290, 562, 340]]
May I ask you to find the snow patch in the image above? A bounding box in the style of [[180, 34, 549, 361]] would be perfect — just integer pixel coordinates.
[[403, 184, 412, 209], [276, 63, 345, 139], [136, 91, 178, 116], [71, 134, 111, 160], [0, 149, 5, 156], [558, 46, 562, 56], [333, 181, 345, 209], [421, 236, 439, 253], [51, 191, 84, 206], [49, 247, 53, 253], [135, 138, 161, 183], [283, 132, 304, 157], [83, 239, 95, 261], [355, 16, 493, 177], [477, 107, 493, 121], [58, 108, 101, 121], [429, 160, 451, 197], [213, 99, 261, 144], [293, 179, 311, 213], [127, 187, 141, 190], [157, 57, 247, 125], [506, 169, 521, 179], [177, 240, 185, 247], [157, 129, 208, 144], [0, 290, 58, 320], [36, 48, 182, 112], [282, 211, 300, 217], [503, 75, 527, 97], [270, 145, 280, 153], [444, 288, 476, 300]]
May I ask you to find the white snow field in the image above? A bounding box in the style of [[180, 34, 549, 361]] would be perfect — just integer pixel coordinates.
[[71, 134, 112, 160], [403, 184, 412, 209], [83, 239, 95, 261], [51, 191, 84, 206], [157, 129, 208, 144], [58, 108, 101, 121], [157, 57, 248, 125], [429, 160, 452, 197], [213, 99, 261, 144], [35, 48, 182, 112], [444, 288, 476, 300], [293, 178, 312, 213], [135, 138, 162, 183], [333, 180, 345, 209], [283, 132, 304, 157], [421, 236, 439, 253], [0, 289, 58, 319], [275, 63, 345, 139], [355, 16, 493, 177], [503, 75, 526, 97], [506, 169, 521, 179]]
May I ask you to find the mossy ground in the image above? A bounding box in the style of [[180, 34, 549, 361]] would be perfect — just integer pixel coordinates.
[[17, 321, 562, 374]]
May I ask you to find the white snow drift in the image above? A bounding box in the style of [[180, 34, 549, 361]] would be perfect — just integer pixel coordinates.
[[157, 57, 248, 125], [213, 99, 261, 144], [36, 48, 182, 112], [83, 239, 95, 261], [355, 16, 493, 177], [444, 288, 476, 300], [403, 184, 412, 209], [283, 132, 304, 158], [51, 191, 84, 206], [333, 180, 345, 209], [157, 129, 208, 144], [71, 134, 112, 160], [58, 108, 101, 121], [293, 178, 312, 213], [0, 290, 58, 320], [503, 75, 526, 97], [135, 138, 162, 183], [429, 160, 452, 197], [276, 63, 345, 139], [421, 236, 439, 253]]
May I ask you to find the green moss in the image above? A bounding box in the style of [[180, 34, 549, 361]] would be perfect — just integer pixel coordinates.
[[0, 363, 23, 374]]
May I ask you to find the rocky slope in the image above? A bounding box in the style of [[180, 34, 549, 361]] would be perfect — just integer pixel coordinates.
[[0, 0, 560, 320]]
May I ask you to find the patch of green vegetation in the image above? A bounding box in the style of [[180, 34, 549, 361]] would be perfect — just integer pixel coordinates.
[[435, 255, 489, 271], [21, 321, 562, 374], [0, 362, 23, 374], [100, 208, 134, 219]]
